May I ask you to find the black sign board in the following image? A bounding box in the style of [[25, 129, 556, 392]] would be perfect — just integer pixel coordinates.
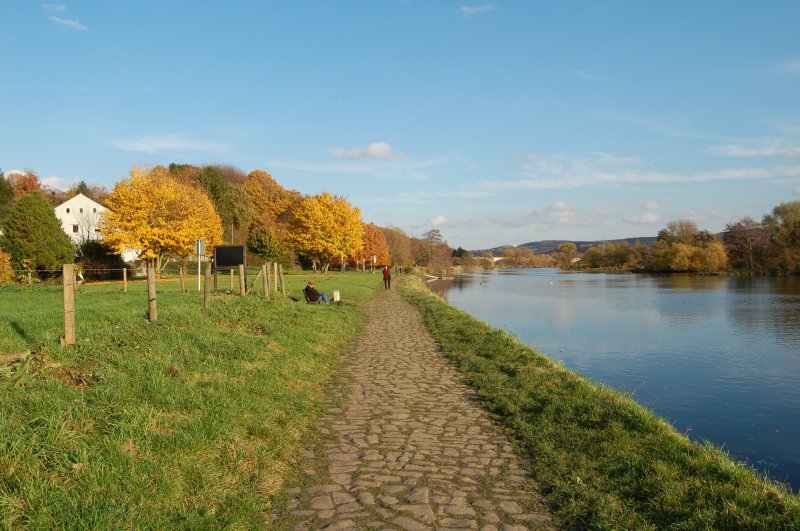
[[214, 245, 246, 269]]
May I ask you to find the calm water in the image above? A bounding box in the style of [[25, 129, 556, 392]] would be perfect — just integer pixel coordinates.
[[429, 269, 800, 492]]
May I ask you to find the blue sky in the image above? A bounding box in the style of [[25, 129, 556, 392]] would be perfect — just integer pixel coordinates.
[[2, 1, 799, 249]]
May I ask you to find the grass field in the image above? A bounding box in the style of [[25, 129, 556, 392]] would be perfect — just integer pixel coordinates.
[[400, 277, 800, 529], [0, 270, 380, 528]]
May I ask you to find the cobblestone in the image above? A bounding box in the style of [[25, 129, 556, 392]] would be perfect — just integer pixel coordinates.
[[281, 288, 555, 529]]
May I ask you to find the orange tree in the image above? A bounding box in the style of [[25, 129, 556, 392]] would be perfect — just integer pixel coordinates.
[[287, 192, 363, 273], [100, 166, 223, 272], [352, 222, 390, 269]]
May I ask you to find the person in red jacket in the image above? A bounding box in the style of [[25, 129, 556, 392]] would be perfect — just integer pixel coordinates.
[[383, 265, 391, 290]]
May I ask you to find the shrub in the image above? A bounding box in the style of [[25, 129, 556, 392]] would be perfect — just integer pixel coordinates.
[[0, 192, 74, 277]]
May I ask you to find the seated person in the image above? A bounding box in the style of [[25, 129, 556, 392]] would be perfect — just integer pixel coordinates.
[[303, 281, 329, 304]]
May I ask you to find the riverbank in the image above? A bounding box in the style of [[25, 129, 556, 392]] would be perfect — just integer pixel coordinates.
[[400, 276, 800, 528]]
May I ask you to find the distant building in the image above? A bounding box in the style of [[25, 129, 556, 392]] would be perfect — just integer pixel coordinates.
[[53, 193, 137, 262]]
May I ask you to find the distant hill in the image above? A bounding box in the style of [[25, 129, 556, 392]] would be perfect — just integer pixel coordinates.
[[474, 236, 659, 256]]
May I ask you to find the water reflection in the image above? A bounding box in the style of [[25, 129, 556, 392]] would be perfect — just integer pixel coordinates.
[[432, 269, 800, 492]]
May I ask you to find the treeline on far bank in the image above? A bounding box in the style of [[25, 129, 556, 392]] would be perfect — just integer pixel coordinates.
[[471, 200, 800, 275]]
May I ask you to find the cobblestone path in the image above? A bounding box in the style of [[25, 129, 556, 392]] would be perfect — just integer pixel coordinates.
[[282, 288, 555, 530]]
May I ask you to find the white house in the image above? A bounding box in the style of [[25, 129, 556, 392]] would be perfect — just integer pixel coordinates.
[[54, 193, 138, 262], [54, 193, 105, 245]]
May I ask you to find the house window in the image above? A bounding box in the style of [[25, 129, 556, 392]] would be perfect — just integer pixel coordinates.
[[66, 208, 70, 213], [79, 208, 84, 213], [72, 225, 79, 233]]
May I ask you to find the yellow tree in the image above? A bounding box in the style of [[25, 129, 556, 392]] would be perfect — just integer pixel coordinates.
[[100, 166, 224, 272], [243, 169, 302, 230], [287, 192, 363, 273], [353, 223, 390, 270]]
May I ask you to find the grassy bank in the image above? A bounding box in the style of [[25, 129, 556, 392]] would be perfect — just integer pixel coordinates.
[[0, 272, 379, 528], [400, 276, 800, 529]]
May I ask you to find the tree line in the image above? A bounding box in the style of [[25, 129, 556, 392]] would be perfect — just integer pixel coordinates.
[[570, 201, 800, 274], [0, 165, 456, 282]]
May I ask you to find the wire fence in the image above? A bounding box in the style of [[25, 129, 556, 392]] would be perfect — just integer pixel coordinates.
[[0, 263, 287, 352]]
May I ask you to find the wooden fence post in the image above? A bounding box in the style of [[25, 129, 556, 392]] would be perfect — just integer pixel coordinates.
[[123, 267, 128, 293], [147, 261, 157, 322], [27, 271, 32, 286], [238, 264, 246, 295], [262, 264, 269, 297], [204, 262, 211, 310], [179, 266, 186, 292], [63, 264, 76, 345], [229, 269, 234, 292], [279, 264, 286, 296]]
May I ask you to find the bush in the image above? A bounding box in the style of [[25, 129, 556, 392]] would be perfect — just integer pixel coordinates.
[[77, 240, 130, 281], [0, 252, 13, 284]]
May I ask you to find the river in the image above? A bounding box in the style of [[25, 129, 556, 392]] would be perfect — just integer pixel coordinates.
[[427, 268, 800, 492]]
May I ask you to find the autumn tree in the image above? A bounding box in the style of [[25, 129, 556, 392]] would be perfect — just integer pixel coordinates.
[[0, 192, 75, 275], [382, 227, 413, 267], [657, 220, 699, 245], [419, 229, 453, 275], [354, 223, 390, 269], [287, 192, 363, 273], [243, 169, 302, 230], [724, 217, 768, 271], [100, 167, 223, 272], [763, 201, 800, 273], [7, 170, 43, 198]]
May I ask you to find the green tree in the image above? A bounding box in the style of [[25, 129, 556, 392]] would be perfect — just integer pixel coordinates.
[[247, 228, 290, 265], [0, 169, 14, 229], [0, 192, 75, 274], [197, 166, 254, 244]]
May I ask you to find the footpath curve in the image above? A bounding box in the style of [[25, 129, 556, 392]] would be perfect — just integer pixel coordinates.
[[282, 286, 555, 530]]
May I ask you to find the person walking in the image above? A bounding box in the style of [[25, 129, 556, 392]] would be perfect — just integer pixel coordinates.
[[383, 265, 391, 290]]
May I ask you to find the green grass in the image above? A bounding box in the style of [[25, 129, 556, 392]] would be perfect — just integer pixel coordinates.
[[0, 270, 380, 528], [399, 276, 800, 529]]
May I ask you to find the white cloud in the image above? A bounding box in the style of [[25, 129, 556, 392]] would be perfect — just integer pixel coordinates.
[[49, 16, 87, 31], [643, 201, 659, 210], [42, 4, 67, 12], [624, 212, 661, 224], [710, 141, 799, 159], [573, 70, 612, 83], [459, 5, 495, 16], [482, 152, 800, 190], [777, 58, 800, 73], [330, 141, 405, 160], [110, 134, 225, 154], [431, 215, 448, 226], [597, 111, 712, 140], [41, 175, 78, 191]]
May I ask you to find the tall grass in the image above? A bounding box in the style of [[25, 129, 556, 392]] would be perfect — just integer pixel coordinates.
[[400, 276, 800, 529], [0, 271, 379, 528]]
